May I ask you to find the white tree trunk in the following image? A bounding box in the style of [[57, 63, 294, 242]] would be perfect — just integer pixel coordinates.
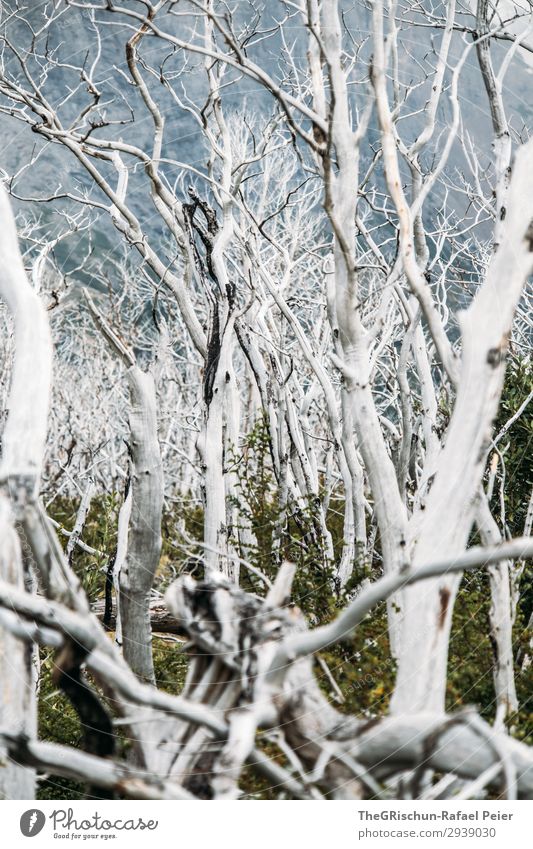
[[391, 139, 533, 714], [0, 185, 52, 798], [477, 494, 518, 721], [0, 497, 36, 799], [119, 367, 163, 685]]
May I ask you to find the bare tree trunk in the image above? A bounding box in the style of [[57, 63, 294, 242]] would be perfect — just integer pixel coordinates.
[[477, 493, 518, 721], [0, 498, 36, 799], [85, 297, 163, 685], [391, 139, 533, 713], [200, 305, 238, 578], [118, 367, 163, 685], [0, 185, 52, 797]]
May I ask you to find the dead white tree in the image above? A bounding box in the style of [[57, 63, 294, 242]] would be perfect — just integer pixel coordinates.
[[0, 184, 52, 799], [84, 294, 163, 685], [0, 0, 531, 800]]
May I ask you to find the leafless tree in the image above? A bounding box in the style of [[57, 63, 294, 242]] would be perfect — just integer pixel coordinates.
[[0, 0, 532, 800]]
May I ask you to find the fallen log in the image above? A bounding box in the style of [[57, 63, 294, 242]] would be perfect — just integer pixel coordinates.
[[91, 598, 183, 635]]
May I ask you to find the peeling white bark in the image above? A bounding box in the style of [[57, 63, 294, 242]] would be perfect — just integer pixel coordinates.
[[0, 497, 36, 799], [119, 366, 163, 685], [392, 138, 533, 714], [0, 186, 52, 798], [477, 493, 518, 721]]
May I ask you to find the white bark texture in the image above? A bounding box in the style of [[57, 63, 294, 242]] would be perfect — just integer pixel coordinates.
[[119, 367, 163, 685], [0, 0, 531, 801], [392, 138, 533, 714], [0, 185, 52, 797]]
